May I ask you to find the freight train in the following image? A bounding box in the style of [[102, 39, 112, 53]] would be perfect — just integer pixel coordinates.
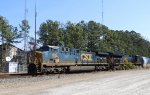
[[27, 45, 150, 74]]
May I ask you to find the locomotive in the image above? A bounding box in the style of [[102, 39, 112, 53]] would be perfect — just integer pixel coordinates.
[[27, 45, 150, 74]]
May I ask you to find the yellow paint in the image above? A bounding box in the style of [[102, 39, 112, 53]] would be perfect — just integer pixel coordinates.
[[81, 54, 92, 61]]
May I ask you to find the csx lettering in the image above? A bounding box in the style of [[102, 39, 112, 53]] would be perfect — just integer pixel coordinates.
[[81, 54, 92, 61]]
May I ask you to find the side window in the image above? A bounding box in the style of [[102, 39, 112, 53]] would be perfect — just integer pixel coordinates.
[[62, 47, 65, 52], [65, 48, 70, 55], [66, 48, 69, 52]]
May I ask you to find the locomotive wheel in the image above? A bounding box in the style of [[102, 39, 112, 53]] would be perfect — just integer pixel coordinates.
[[66, 66, 70, 72], [41, 69, 48, 74], [95, 66, 100, 71], [61, 67, 67, 73]]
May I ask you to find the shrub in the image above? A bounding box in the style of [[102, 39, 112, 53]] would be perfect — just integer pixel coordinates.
[[122, 62, 135, 70]]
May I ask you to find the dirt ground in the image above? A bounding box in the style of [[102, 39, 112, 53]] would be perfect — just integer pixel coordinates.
[[1, 69, 150, 95]]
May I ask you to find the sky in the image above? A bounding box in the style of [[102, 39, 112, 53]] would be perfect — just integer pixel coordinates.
[[0, 0, 150, 49]]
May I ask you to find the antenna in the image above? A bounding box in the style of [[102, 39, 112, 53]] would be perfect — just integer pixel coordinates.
[[25, 0, 27, 20], [35, 0, 37, 49], [34, 0, 37, 63], [23, 0, 28, 66], [24, 0, 28, 52], [102, 0, 104, 26], [101, 0, 104, 32]]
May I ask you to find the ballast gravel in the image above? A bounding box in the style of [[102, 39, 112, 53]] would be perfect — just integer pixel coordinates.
[[0, 69, 150, 95]]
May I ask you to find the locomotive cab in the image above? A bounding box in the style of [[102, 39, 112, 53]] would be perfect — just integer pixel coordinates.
[[27, 51, 43, 74]]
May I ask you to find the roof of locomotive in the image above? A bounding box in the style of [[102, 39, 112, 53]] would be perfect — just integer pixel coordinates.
[[96, 52, 109, 57], [47, 45, 59, 49], [96, 52, 124, 58], [37, 45, 60, 51]]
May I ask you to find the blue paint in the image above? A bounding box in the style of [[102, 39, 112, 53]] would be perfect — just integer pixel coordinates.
[[38, 45, 96, 64]]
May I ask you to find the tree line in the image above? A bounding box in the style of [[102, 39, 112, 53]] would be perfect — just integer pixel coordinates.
[[0, 15, 150, 57]]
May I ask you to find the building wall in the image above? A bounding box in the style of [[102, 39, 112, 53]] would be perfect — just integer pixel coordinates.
[[0, 44, 27, 72]]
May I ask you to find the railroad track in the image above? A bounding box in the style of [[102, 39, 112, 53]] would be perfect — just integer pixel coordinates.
[[0, 68, 100, 79], [0, 66, 145, 79]]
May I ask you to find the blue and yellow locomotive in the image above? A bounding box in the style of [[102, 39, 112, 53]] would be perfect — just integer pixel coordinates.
[[28, 45, 98, 74], [27, 45, 149, 74]]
